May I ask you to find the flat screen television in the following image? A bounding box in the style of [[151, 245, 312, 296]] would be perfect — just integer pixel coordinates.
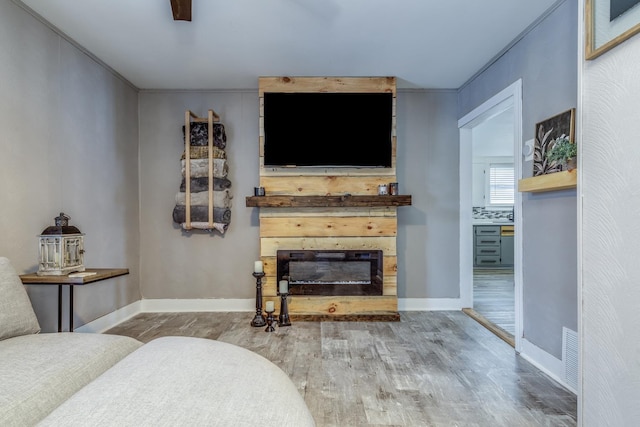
[[263, 92, 393, 168]]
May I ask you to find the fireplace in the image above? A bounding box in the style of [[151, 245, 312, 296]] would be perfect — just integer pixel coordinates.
[[277, 250, 383, 296]]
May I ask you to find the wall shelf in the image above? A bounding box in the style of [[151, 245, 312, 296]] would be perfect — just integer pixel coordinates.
[[246, 195, 412, 208], [518, 170, 577, 193]]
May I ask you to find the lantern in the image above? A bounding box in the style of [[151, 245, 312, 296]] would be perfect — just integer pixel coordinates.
[[37, 213, 85, 276]]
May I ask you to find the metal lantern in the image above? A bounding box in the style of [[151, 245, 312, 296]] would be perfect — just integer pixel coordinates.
[[37, 213, 85, 276]]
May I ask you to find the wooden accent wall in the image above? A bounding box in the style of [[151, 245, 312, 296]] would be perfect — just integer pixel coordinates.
[[257, 77, 398, 317]]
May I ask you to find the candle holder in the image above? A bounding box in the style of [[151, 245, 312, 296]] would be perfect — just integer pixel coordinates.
[[278, 292, 292, 327], [265, 309, 276, 332], [251, 272, 266, 327]]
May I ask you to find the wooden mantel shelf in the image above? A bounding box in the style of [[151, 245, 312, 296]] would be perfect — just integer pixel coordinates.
[[518, 170, 577, 193], [246, 195, 412, 208]]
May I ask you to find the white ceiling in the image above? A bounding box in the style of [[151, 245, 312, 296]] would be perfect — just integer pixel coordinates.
[[17, 0, 560, 90]]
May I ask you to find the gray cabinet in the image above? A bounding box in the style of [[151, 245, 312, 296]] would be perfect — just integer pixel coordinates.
[[501, 235, 514, 266], [474, 225, 514, 267], [474, 226, 501, 266]]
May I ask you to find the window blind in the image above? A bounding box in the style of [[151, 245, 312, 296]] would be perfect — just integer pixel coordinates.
[[488, 164, 514, 205]]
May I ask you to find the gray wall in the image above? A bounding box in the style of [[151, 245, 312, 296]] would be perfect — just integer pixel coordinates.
[[137, 89, 460, 301], [138, 91, 260, 299], [0, 0, 140, 331], [458, 0, 577, 358], [397, 90, 460, 299]]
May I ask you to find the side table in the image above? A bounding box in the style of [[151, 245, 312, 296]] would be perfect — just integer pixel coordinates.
[[20, 268, 129, 332]]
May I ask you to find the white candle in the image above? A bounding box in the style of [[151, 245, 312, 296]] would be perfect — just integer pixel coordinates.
[[254, 261, 263, 273], [279, 280, 289, 294], [265, 300, 275, 312]]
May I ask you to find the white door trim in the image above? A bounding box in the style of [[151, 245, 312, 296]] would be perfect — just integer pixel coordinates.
[[457, 79, 523, 352]]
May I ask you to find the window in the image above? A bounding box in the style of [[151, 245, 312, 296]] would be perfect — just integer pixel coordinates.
[[488, 163, 514, 205]]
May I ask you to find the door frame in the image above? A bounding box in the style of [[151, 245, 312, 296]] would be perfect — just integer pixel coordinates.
[[458, 79, 523, 352]]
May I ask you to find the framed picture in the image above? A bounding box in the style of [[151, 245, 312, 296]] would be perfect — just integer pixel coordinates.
[[586, 0, 640, 59], [533, 109, 576, 176]]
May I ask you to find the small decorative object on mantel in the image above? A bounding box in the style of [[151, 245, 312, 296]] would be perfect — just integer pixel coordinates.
[[251, 262, 266, 327], [533, 108, 576, 176], [254, 187, 265, 196], [37, 213, 85, 276], [377, 184, 388, 195], [172, 109, 232, 234], [389, 182, 398, 195]]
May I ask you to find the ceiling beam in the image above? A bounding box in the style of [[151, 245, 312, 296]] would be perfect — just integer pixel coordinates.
[[170, 0, 192, 22]]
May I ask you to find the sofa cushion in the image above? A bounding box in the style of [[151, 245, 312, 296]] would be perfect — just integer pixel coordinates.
[[0, 332, 143, 427], [0, 257, 41, 341], [39, 336, 316, 427]]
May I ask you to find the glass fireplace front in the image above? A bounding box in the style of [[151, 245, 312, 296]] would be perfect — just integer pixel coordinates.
[[276, 250, 383, 296]]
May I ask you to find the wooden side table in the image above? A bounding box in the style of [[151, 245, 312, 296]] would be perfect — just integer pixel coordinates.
[[20, 268, 129, 332]]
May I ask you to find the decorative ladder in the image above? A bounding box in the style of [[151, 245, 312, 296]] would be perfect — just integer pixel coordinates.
[[183, 109, 220, 230]]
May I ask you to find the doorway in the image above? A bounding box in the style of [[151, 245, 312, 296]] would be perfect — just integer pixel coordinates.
[[458, 80, 523, 352]]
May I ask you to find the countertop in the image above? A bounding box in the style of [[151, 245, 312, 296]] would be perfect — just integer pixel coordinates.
[[472, 219, 514, 225]]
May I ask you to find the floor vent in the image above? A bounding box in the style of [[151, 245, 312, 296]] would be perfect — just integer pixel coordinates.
[[562, 327, 578, 392]]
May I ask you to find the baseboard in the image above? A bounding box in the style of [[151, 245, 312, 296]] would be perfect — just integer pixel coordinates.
[[398, 298, 462, 311], [75, 298, 462, 334], [520, 338, 576, 395], [140, 298, 255, 313], [74, 300, 142, 334], [141, 298, 462, 313]]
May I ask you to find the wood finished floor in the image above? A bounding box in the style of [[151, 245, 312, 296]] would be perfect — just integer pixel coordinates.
[[106, 311, 576, 427], [473, 268, 515, 338]]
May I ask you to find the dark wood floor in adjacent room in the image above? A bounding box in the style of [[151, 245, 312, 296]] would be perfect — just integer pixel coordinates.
[[106, 311, 576, 427]]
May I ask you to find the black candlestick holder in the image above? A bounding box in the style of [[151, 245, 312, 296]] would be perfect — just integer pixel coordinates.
[[278, 292, 292, 327], [251, 272, 266, 327], [265, 310, 276, 332]]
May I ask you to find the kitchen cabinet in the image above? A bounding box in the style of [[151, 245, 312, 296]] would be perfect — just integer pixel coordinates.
[[474, 226, 501, 266], [500, 235, 514, 266], [474, 225, 514, 267]]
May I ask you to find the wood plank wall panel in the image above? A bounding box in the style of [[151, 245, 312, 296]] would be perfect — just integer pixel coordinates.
[[260, 237, 397, 257], [288, 296, 398, 315], [259, 217, 397, 238], [259, 176, 395, 195], [258, 76, 397, 95], [257, 77, 399, 316], [259, 207, 397, 218]]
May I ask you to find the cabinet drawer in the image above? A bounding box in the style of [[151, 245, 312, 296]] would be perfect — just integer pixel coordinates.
[[475, 235, 501, 246], [475, 246, 500, 256], [474, 225, 500, 236], [475, 255, 501, 266]]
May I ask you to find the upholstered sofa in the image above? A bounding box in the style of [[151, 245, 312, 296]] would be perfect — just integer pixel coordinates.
[[0, 257, 315, 426]]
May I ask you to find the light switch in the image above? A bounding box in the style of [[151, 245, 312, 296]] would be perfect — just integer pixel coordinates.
[[523, 139, 534, 161]]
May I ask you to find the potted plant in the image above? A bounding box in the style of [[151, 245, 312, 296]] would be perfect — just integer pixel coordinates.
[[545, 135, 577, 171]]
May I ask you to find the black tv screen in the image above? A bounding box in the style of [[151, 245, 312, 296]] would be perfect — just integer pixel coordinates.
[[263, 92, 393, 167]]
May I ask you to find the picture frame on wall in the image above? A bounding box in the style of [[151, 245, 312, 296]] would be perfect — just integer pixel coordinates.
[[586, 0, 640, 59], [533, 109, 576, 177]]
